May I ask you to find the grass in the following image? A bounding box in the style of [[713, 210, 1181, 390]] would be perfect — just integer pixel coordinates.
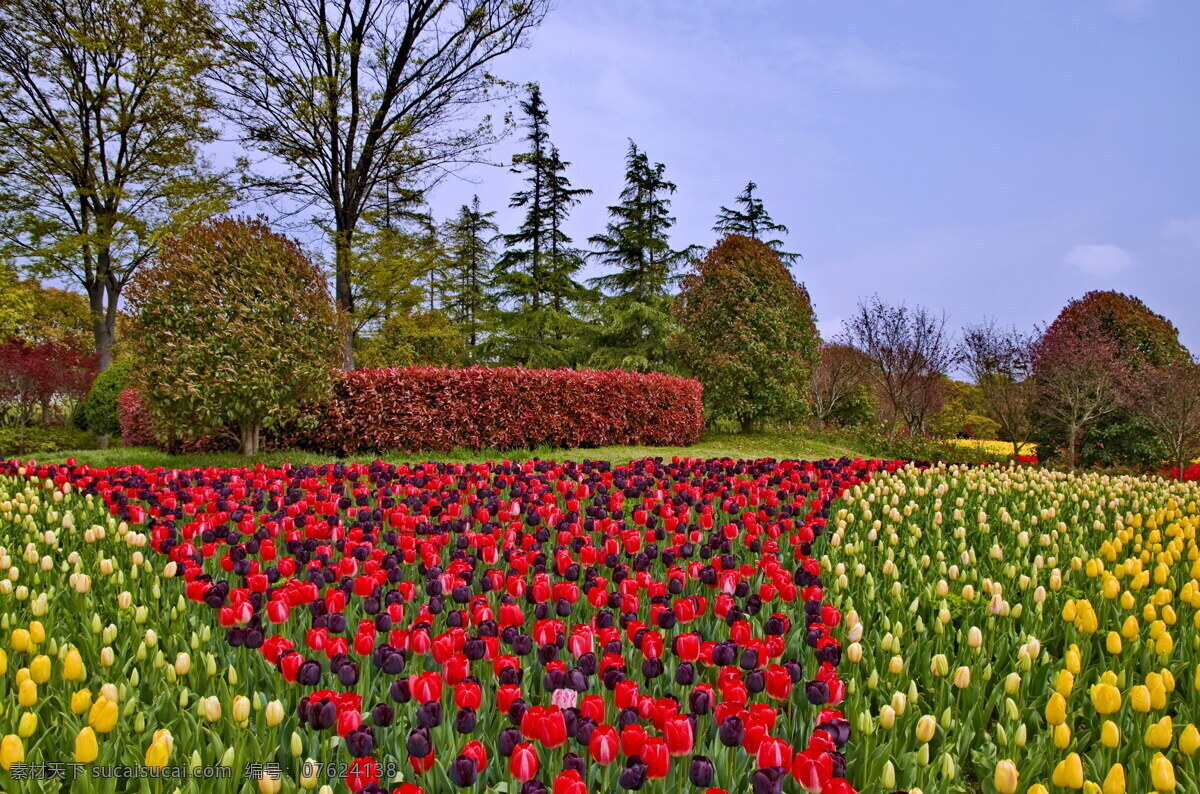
[[33, 431, 868, 470]]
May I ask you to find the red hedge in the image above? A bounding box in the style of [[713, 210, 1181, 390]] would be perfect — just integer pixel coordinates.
[[121, 367, 705, 454]]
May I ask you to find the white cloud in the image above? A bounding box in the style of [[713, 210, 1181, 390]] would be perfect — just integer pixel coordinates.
[[1064, 244, 1133, 277]]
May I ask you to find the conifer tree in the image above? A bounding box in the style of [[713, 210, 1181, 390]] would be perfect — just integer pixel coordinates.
[[441, 196, 498, 356], [587, 141, 694, 371], [713, 181, 800, 264], [491, 85, 592, 366]]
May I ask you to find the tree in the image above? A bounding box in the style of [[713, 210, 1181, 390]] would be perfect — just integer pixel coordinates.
[[442, 196, 498, 356], [491, 86, 592, 366], [958, 320, 1037, 458], [809, 343, 873, 426], [1034, 290, 1189, 467], [1030, 317, 1127, 470], [0, 0, 228, 371], [125, 217, 342, 455], [670, 235, 819, 432], [0, 338, 96, 426], [842, 296, 954, 434], [217, 0, 549, 368], [355, 310, 466, 369], [713, 181, 799, 264], [1133, 360, 1200, 480], [587, 141, 694, 371]]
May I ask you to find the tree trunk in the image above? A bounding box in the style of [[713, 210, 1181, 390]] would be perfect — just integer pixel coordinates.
[[240, 421, 262, 456], [97, 434, 111, 450], [1012, 437, 1022, 461], [741, 416, 757, 434], [87, 281, 116, 372], [333, 228, 356, 370], [1066, 424, 1077, 470], [40, 399, 51, 425]]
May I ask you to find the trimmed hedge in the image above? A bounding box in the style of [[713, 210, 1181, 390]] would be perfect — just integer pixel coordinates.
[[120, 367, 705, 455], [302, 367, 704, 454]]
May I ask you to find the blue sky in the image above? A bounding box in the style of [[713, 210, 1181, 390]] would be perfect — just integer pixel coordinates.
[[424, 0, 1200, 351]]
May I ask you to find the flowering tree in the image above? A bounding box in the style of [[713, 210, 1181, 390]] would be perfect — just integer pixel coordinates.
[[1133, 359, 1200, 480], [0, 338, 97, 425], [1031, 319, 1128, 469], [125, 217, 343, 454]]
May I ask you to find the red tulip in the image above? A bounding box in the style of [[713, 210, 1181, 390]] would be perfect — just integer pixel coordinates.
[[663, 714, 694, 757], [620, 723, 646, 757], [410, 672, 443, 704], [792, 749, 833, 793], [756, 737, 792, 769], [462, 740, 488, 771], [589, 724, 620, 765], [641, 737, 669, 779], [454, 682, 482, 710], [554, 770, 587, 794], [509, 742, 539, 782]]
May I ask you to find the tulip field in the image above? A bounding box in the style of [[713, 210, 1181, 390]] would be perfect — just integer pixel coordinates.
[[0, 457, 1198, 794]]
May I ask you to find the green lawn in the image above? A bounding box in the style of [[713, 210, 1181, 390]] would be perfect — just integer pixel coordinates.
[[36, 431, 866, 469]]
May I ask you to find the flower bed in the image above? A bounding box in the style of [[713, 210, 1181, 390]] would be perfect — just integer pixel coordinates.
[[0, 455, 885, 793]]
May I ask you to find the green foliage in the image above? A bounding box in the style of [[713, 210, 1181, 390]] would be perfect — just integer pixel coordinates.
[[670, 235, 819, 431], [827, 385, 876, 428], [441, 197, 498, 357], [76, 360, 133, 436], [0, 0, 229, 366], [355, 310, 467, 369], [490, 85, 594, 366], [712, 181, 799, 264], [0, 424, 96, 456], [125, 217, 342, 454], [930, 378, 994, 438], [586, 141, 693, 372]]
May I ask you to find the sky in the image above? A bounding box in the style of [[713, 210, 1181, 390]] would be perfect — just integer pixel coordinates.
[[420, 0, 1200, 352]]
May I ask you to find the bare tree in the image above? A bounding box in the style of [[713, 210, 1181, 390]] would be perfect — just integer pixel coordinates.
[[0, 0, 228, 370], [842, 296, 954, 434], [1031, 322, 1128, 470], [959, 320, 1037, 459], [216, 0, 550, 367], [1135, 359, 1200, 480], [809, 342, 869, 425]]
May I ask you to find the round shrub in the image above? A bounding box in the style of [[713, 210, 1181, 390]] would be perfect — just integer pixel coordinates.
[[76, 359, 133, 437]]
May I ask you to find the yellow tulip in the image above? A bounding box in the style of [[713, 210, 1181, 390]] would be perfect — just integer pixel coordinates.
[[29, 621, 44, 644], [1102, 763, 1125, 794], [0, 734, 24, 771], [994, 760, 1019, 794], [1150, 753, 1176, 791], [1056, 669, 1075, 697], [0, 648, 6, 675], [63, 648, 84, 681], [1045, 692, 1067, 725], [1145, 716, 1173, 749], [75, 727, 98, 763], [145, 737, 171, 769], [915, 714, 937, 743], [71, 688, 92, 715], [1052, 752, 1084, 789], [17, 679, 36, 708], [29, 655, 50, 684], [1106, 632, 1122, 654], [1101, 720, 1121, 748], [265, 700, 285, 727], [1028, 786, 1050, 794], [1053, 722, 1071, 749], [1180, 723, 1200, 755], [17, 712, 36, 738], [10, 628, 30, 652], [1090, 683, 1121, 714], [232, 695, 251, 723], [88, 696, 119, 734], [1130, 685, 1152, 712]]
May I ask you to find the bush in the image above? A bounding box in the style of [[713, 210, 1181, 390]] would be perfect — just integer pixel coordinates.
[[0, 425, 96, 457], [299, 366, 704, 455], [118, 388, 230, 453], [670, 235, 819, 432], [77, 360, 133, 436], [125, 217, 343, 454]]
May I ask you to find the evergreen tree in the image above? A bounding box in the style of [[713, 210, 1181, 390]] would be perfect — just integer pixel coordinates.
[[491, 85, 592, 366], [713, 181, 800, 264], [441, 196, 498, 356], [587, 140, 694, 371]]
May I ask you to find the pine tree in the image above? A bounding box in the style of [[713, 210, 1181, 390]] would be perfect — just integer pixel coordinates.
[[713, 181, 800, 263], [587, 140, 694, 371], [441, 196, 498, 356], [491, 85, 592, 366]]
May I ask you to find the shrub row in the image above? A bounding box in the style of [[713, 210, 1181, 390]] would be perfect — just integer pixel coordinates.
[[120, 366, 705, 454]]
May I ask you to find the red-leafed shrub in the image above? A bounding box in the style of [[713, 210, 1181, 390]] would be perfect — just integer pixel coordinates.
[[302, 367, 704, 455], [120, 368, 704, 455], [0, 337, 97, 424]]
